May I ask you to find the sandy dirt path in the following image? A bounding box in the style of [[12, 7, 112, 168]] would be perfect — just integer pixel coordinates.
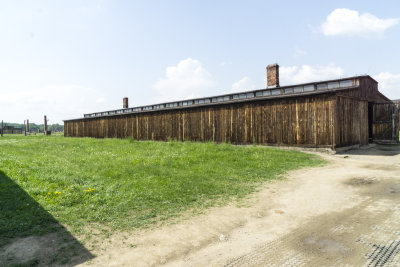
[[82, 144, 400, 266]]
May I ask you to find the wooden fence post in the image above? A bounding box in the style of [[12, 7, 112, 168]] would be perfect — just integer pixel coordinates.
[[44, 115, 48, 135]]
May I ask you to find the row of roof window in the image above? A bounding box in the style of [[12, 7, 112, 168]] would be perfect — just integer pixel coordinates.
[[84, 79, 357, 118]]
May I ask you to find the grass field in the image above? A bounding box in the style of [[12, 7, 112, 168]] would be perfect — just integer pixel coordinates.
[[0, 135, 324, 247]]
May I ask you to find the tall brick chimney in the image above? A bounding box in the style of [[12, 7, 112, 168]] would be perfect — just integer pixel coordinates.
[[123, 97, 128, 109], [267, 64, 279, 88]]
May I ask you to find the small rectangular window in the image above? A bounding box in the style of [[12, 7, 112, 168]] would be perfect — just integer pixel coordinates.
[[303, 85, 314, 92], [239, 93, 246, 99], [271, 89, 280, 95], [293, 86, 303, 93], [199, 99, 205, 104], [204, 98, 210, 103], [194, 100, 199, 104], [255, 91, 262, 97], [339, 80, 353, 88], [212, 97, 217, 103], [317, 83, 328, 90], [217, 96, 224, 102], [246, 92, 254, 98], [327, 82, 339, 89], [223, 95, 230, 101], [183, 101, 188, 106], [284, 88, 293, 94], [262, 90, 271, 96], [233, 94, 239, 100]]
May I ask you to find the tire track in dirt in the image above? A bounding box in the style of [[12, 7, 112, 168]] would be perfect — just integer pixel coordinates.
[[225, 179, 400, 266]]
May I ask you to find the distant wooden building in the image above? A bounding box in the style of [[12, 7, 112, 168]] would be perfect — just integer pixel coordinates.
[[2, 125, 23, 134], [64, 64, 399, 149]]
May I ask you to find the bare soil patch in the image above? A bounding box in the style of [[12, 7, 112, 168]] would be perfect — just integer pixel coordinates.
[[0, 232, 92, 266]]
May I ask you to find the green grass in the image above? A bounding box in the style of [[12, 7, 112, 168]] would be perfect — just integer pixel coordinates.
[[0, 135, 324, 242]]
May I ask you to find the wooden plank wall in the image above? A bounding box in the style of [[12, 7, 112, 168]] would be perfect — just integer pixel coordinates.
[[395, 101, 400, 141], [372, 103, 398, 141], [336, 77, 378, 101], [65, 94, 336, 148], [358, 76, 378, 101], [335, 96, 369, 147]]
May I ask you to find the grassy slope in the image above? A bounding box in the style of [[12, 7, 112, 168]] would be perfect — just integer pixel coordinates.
[[0, 135, 324, 241]]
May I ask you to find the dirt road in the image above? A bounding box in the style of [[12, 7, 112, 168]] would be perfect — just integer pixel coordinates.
[[85, 144, 400, 266]]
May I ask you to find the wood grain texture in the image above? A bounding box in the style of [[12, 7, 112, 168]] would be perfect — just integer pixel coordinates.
[[65, 94, 336, 148]]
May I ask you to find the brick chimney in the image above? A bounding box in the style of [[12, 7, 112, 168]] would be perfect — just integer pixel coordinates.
[[123, 97, 128, 109], [266, 64, 279, 88]]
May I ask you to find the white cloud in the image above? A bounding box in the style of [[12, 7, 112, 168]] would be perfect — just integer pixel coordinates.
[[374, 72, 400, 100], [280, 64, 345, 85], [153, 58, 216, 102], [220, 61, 233, 66], [0, 85, 109, 124], [321, 8, 399, 37], [294, 47, 307, 57], [230, 77, 255, 93]]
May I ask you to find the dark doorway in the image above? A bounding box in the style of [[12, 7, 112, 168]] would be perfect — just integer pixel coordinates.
[[368, 102, 373, 142]]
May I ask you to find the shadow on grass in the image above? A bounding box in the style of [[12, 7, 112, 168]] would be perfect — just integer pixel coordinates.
[[0, 171, 93, 266]]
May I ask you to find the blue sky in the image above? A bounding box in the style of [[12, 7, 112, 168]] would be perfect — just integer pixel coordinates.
[[1, 0, 399, 123]]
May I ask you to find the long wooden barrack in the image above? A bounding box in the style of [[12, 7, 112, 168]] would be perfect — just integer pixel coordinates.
[[64, 76, 399, 149]]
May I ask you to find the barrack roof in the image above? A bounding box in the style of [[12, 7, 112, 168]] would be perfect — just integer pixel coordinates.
[[64, 75, 374, 122]]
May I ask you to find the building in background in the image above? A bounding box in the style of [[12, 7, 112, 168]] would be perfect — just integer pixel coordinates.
[[2, 125, 23, 134], [64, 64, 399, 150]]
